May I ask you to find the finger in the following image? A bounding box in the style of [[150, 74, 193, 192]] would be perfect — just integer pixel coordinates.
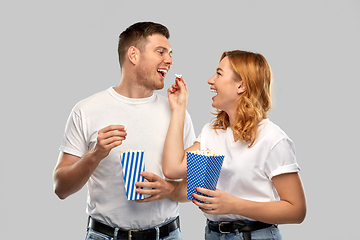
[[99, 125, 127, 134], [140, 171, 159, 182], [168, 86, 176, 94], [192, 193, 213, 203], [98, 129, 127, 142], [199, 207, 216, 214], [176, 77, 187, 90], [98, 135, 126, 147], [135, 181, 157, 189], [135, 187, 160, 196], [135, 195, 159, 203], [195, 187, 215, 197], [192, 199, 213, 211]]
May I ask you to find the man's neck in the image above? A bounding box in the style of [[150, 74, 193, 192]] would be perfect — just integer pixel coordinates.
[[113, 77, 154, 99]]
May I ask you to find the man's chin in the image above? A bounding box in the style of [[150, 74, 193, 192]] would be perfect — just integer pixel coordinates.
[[154, 82, 165, 90]]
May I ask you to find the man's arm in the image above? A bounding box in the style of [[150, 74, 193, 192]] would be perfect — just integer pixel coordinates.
[[135, 172, 189, 203], [53, 125, 127, 199]]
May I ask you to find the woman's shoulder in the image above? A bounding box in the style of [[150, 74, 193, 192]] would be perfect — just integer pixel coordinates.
[[259, 119, 292, 144], [201, 122, 227, 134]]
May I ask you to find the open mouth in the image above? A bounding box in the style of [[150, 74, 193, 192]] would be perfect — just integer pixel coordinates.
[[210, 88, 218, 100], [157, 69, 168, 78]]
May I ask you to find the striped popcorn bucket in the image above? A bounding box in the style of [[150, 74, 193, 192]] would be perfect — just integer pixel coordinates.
[[186, 150, 225, 202], [120, 150, 146, 200]]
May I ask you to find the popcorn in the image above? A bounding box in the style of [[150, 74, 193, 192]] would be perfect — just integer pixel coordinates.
[[120, 150, 146, 200], [186, 149, 225, 201], [188, 149, 220, 156], [175, 74, 182, 78]]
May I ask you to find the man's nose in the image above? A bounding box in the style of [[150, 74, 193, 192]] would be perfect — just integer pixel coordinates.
[[164, 54, 173, 66]]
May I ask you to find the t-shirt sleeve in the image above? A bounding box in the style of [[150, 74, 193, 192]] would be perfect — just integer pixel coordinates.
[[265, 137, 300, 179], [194, 123, 210, 147], [183, 111, 197, 149], [59, 107, 87, 157]]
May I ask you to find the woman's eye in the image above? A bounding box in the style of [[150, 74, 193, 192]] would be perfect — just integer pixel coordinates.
[[217, 72, 221, 76]]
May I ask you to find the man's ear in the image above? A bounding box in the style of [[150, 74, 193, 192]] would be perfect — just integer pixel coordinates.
[[237, 81, 246, 94], [128, 46, 139, 65]]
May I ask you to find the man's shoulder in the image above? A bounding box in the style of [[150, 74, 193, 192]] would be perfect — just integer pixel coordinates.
[[72, 88, 111, 112]]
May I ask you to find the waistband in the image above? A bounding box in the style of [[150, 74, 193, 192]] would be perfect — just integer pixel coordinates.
[[88, 216, 180, 240], [207, 219, 273, 240]]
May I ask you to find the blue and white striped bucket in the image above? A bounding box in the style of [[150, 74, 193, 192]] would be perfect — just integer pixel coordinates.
[[121, 150, 146, 200]]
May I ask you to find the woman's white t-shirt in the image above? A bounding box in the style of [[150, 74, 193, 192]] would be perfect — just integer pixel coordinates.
[[195, 119, 300, 221]]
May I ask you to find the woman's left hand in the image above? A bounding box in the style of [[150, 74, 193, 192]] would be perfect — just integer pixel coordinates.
[[192, 187, 239, 215]]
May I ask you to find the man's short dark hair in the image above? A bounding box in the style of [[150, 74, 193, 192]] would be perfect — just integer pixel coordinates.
[[118, 22, 170, 67]]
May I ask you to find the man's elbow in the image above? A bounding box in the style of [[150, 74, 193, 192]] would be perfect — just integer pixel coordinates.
[[53, 183, 69, 200], [53, 174, 70, 200]]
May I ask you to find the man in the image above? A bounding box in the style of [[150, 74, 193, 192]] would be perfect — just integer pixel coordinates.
[[53, 22, 196, 240]]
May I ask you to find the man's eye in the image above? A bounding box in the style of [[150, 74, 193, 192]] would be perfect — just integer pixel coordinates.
[[158, 51, 164, 55]]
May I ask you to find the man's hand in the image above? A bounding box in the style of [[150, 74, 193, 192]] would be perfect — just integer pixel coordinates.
[[134, 172, 187, 203], [91, 125, 127, 160]]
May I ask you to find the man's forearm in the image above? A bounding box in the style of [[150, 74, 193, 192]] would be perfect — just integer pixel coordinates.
[[53, 150, 101, 199], [168, 178, 189, 203]]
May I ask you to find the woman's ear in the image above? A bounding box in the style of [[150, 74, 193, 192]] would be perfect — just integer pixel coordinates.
[[237, 81, 246, 94], [128, 46, 139, 65]]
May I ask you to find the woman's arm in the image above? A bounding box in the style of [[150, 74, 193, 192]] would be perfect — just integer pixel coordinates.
[[162, 77, 189, 179], [193, 172, 306, 224]]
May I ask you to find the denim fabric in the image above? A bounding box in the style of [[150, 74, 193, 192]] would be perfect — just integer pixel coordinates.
[[204, 225, 282, 240], [85, 217, 182, 240]]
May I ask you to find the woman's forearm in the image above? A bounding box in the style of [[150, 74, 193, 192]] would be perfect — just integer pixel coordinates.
[[162, 108, 187, 179], [233, 198, 306, 224]]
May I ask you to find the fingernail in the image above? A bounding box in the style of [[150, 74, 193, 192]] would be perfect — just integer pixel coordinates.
[[174, 84, 178, 88], [191, 193, 194, 197], [192, 200, 196, 203], [195, 187, 198, 191]]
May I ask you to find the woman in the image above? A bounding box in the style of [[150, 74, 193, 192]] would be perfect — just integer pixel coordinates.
[[163, 50, 306, 240]]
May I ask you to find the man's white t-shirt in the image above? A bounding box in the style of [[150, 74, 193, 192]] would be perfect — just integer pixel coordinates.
[[59, 87, 196, 229], [196, 119, 300, 222]]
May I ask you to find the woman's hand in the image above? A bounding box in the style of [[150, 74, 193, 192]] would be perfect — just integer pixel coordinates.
[[192, 173, 307, 224], [167, 75, 188, 111], [192, 187, 238, 215]]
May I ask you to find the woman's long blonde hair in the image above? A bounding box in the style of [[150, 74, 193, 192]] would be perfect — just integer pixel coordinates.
[[211, 50, 272, 147]]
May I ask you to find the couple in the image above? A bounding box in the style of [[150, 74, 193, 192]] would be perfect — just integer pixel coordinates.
[[53, 22, 306, 240]]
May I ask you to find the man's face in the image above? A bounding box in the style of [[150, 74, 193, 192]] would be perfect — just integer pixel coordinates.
[[134, 33, 173, 91]]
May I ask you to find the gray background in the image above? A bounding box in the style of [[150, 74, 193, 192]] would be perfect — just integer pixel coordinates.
[[1, 0, 359, 239]]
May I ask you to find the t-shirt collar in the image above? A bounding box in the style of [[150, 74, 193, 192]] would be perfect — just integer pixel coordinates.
[[108, 87, 156, 104]]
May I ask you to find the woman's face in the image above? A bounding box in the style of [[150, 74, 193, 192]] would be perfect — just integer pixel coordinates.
[[208, 56, 245, 113]]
